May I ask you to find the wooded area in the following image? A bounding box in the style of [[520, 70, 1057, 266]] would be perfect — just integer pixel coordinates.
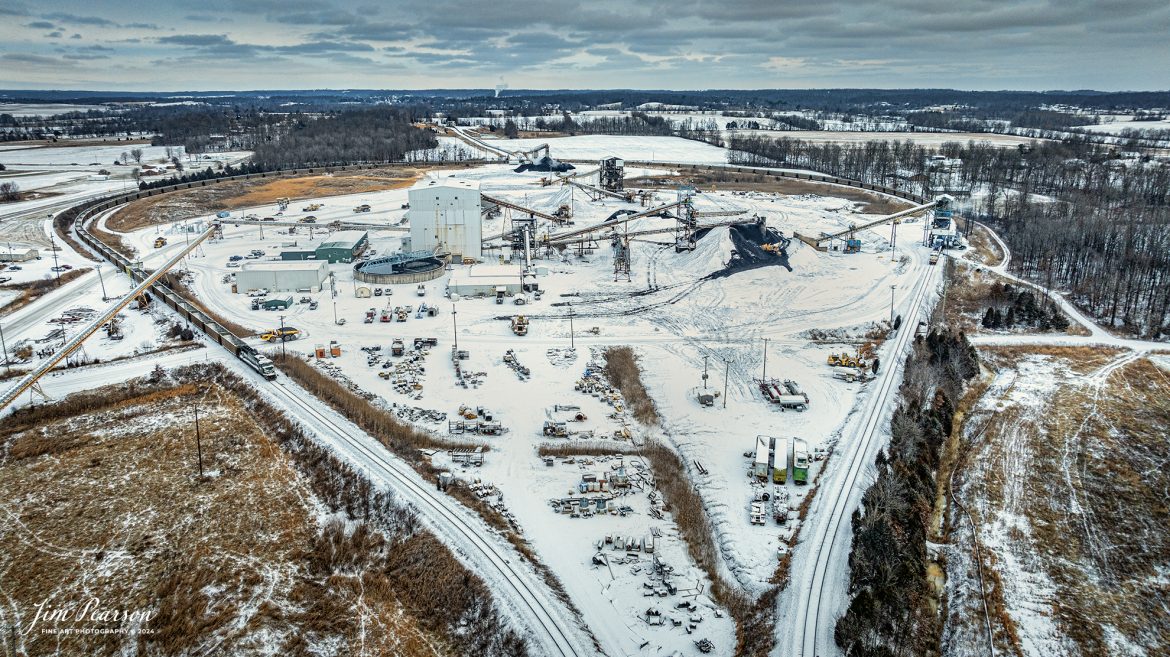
[[729, 135, 1170, 338], [834, 330, 979, 657], [250, 107, 437, 168]]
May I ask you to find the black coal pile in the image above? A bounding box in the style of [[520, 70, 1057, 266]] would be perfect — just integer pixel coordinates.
[[705, 223, 793, 279], [514, 156, 575, 173], [605, 209, 637, 222]]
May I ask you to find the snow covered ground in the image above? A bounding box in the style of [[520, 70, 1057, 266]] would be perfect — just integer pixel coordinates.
[[96, 155, 938, 656], [479, 134, 733, 164], [1068, 118, 1170, 134], [3, 131, 958, 657]]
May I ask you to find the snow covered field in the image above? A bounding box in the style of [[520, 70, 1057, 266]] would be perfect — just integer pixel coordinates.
[[479, 134, 733, 164]]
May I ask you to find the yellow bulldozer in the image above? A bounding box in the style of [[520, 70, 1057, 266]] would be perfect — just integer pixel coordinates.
[[827, 352, 868, 368]]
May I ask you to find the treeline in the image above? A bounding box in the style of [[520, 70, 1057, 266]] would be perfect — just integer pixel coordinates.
[[906, 109, 1090, 133], [249, 107, 437, 168], [979, 283, 1070, 332], [540, 111, 674, 136], [728, 135, 1170, 337], [728, 135, 934, 189], [137, 161, 271, 190], [835, 329, 979, 656]]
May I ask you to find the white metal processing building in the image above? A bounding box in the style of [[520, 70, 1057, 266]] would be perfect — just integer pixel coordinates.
[[234, 260, 329, 293], [447, 264, 545, 297], [408, 178, 482, 261]]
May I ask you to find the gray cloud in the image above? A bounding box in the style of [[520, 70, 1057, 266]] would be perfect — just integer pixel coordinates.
[[43, 12, 115, 26], [1, 53, 65, 65], [0, 0, 1166, 90]]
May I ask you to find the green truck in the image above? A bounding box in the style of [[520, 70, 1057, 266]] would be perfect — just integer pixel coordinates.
[[793, 438, 810, 485]]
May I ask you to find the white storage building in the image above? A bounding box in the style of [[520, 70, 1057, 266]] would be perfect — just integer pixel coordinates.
[[235, 261, 329, 294], [446, 265, 541, 298], [408, 178, 482, 261]]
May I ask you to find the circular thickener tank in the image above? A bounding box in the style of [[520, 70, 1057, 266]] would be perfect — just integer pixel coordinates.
[[354, 252, 447, 285]]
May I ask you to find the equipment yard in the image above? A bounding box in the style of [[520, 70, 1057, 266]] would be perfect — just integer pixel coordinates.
[[3, 135, 949, 657]]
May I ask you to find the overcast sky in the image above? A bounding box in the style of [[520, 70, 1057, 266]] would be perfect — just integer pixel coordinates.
[[1, 0, 1168, 92]]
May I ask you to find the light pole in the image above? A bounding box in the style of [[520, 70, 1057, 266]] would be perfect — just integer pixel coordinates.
[[761, 338, 769, 381], [279, 314, 287, 358], [0, 322, 9, 374], [723, 358, 729, 409], [48, 217, 62, 287], [890, 284, 897, 327], [451, 304, 458, 353], [96, 265, 109, 301], [568, 302, 575, 349], [702, 355, 709, 389]]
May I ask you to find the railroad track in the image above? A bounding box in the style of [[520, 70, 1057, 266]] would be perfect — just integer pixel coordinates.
[[263, 376, 584, 657], [794, 258, 939, 657]]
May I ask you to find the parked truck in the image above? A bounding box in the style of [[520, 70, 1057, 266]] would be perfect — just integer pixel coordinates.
[[154, 236, 167, 248], [771, 436, 788, 484], [511, 315, 529, 336], [391, 339, 405, 356], [793, 438, 810, 485]]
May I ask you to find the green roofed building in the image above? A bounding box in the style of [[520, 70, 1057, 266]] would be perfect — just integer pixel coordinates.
[[315, 230, 368, 263]]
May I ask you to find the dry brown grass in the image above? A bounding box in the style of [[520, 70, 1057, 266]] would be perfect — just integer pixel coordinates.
[[107, 165, 464, 233], [0, 366, 531, 656], [601, 346, 661, 425], [535, 442, 643, 457], [979, 344, 1125, 376], [956, 353, 1170, 656], [0, 380, 447, 656], [965, 223, 1005, 267], [0, 267, 92, 317], [627, 169, 912, 214]]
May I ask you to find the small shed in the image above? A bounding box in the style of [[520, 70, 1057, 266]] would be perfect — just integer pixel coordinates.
[[262, 296, 294, 310], [0, 247, 39, 262]]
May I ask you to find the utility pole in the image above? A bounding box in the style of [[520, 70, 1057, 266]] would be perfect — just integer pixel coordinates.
[[194, 402, 204, 478], [761, 338, 769, 381], [702, 355, 709, 389], [890, 285, 897, 327], [568, 302, 575, 349], [332, 300, 338, 325], [48, 219, 62, 287], [451, 304, 458, 353], [279, 314, 287, 358], [891, 220, 898, 251], [723, 359, 729, 409], [96, 265, 109, 301], [0, 322, 9, 374]]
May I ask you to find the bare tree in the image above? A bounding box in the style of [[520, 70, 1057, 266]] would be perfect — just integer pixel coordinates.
[[0, 181, 20, 202], [121, 150, 130, 164], [130, 148, 144, 164]]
